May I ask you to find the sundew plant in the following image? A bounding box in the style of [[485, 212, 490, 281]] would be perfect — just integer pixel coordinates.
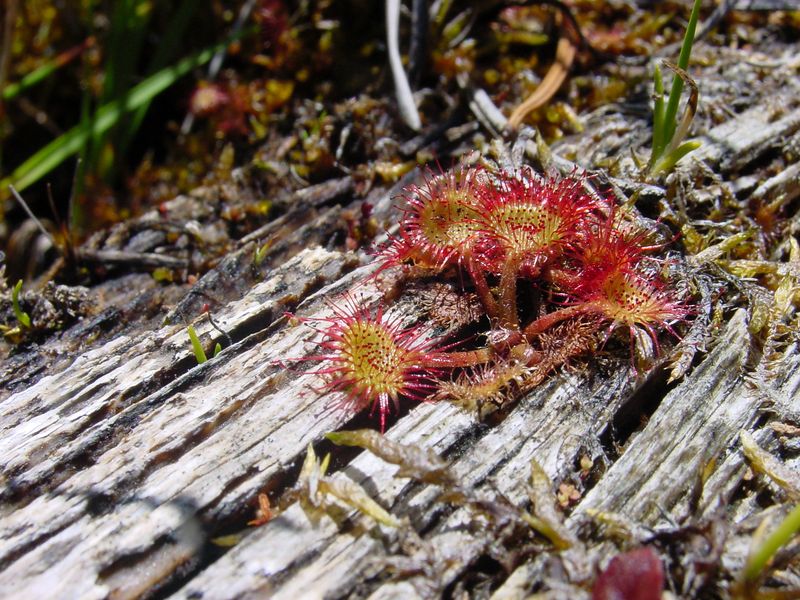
[[293, 163, 690, 430]]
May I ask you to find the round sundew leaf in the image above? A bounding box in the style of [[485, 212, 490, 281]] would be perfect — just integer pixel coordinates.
[[590, 268, 686, 330], [472, 168, 599, 274], [381, 166, 484, 270], [297, 298, 444, 431]]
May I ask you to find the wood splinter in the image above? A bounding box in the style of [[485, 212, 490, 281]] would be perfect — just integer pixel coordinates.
[[507, 34, 577, 130]]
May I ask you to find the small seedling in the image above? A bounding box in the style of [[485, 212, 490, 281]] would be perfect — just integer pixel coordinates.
[[253, 242, 270, 267], [187, 325, 208, 364], [12, 280, 32, 329], [647, 0, 703, 178]]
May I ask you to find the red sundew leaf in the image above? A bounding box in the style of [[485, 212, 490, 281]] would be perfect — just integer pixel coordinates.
[[592, 546, 665, 600], [541, 207, 688, 360], [379, 166, 484, 272], [569, 211, 652, 289], [589, 268, 687, 329], [293, 295, 445, 432], [472, 167, 600, 276]]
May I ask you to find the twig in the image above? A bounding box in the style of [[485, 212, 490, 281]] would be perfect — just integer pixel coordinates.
[[16, 97, 64, 136], [8, 185, 57, 247], [386, 0, 422, 131], [462, 77, 508, 136], [77, 249, 188, 269], [695, 0, 735, 42], [238, 176, 353, 248], [237, 212, 291, 248], [658, 0, 735, 57], [292, 175, 354, 207], [733, 0, 798, 9], [506, 35, 577, 130], [504, 0, 590, 130], [207, 310, 233, 348]]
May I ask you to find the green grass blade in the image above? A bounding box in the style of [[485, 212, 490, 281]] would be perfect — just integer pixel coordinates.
[[743, 504, 800, 583], [0, 41, 224, 195], [662, 0, 702, 144], [2, 38, 93, 102], [676, 0, 703, 73], [650, 139, 701, 176]]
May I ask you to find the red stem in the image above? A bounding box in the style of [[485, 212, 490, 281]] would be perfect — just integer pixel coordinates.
[[424, 347, 494, 368], [466, 254, 499, 321], [498, 254, 522, 329], [522, 302, 598, 340]]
